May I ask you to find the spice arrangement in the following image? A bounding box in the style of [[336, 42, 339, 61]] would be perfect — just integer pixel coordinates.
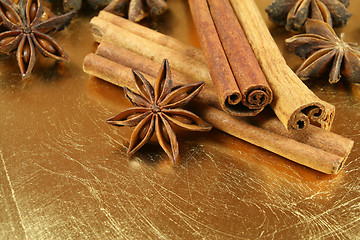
[[0, 0, 358, 174], [83, 10, 354, 174], [0, 0, 75, 78], [91, 7, 334, 132]]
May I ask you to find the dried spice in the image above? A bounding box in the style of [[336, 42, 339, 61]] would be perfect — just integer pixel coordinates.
[[83, 45, 354, 174], [0, 0, 75, 78], [286, 19, 360, 84], [103, 0, 167, 22], [266, 0, 351, 32], [106, 59, 212, 162]]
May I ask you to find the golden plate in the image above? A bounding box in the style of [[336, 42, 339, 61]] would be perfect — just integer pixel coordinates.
[[0, 0, 359, 238]]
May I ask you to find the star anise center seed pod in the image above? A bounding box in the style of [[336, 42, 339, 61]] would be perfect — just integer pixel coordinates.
[[286, 19, 360, 84], [266, 0, 351, 32], [107, 59, 212, 162], [0, 0, 75, 78]]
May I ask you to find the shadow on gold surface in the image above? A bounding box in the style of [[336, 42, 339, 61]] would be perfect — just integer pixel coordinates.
[[0, 0, 360, 239]]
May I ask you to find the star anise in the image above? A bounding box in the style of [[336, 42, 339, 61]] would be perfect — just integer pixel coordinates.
[[106, 59, 212, 162], [266, 0, 351, 32], [286, 19, 360, 84], [103, 0, 167, 22], [0, 0, 75, 78]]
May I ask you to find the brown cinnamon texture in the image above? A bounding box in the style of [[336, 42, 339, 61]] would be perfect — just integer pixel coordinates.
[[98, 11, 205, 63], [90, 16, 211, 91], [90, 11, 334, 131], [83, 50, 354, 174], [229, 0, 335, 131], [95, 42, 219, 108], [188, 0, 272, 116], [91, 12, 268, 117]]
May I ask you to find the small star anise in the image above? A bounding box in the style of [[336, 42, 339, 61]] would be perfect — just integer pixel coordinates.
[[266, 0, 351, 32], [0, 0, 75, 78], [286, 19, 360, 84], [106, 59, 212, 162], [103, 0, 167, 22]]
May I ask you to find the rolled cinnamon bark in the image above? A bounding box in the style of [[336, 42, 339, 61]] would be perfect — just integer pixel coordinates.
[[97, 11, 206, 63], [188, 0, 272, 116], [90, 11, 335, 131], [229, 0, 335, 131], [90, 15, 267, 116], [83, 52, 354, 174], [90, 17, 211, 89], [95, 41, 219, 107]]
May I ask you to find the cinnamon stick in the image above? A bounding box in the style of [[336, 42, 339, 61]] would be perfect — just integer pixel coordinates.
[[188, 0, 272, 116], [83, 52, 354, 174], [90, 11, 335, 131], [95, 41, 219, 107], [228, 0, 335, 131], [90, 17, 211, 89], [90, 14, 268, 117], [98, 11, 206, 63]]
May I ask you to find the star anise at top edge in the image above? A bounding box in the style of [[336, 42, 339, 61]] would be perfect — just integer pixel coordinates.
[[0, 0, 76, 78], [106, 59, 212, 163], [266, 0, 351, 32], [286, 19, 360, 84]]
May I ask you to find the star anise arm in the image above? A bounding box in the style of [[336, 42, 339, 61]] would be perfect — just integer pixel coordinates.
[[160, 82, 204, 109], [328, 48, 344, 83], [162, 109, 212, 131], [156, 114, 179, 162], [305, 19, 338, 40], [265, 0, 298, 25], [321, 0, 351, 27], [296, 48, 336, 80], [342, 49, 360, 83], [133, 70, 155, 103], [16, 34, 36, 78], [155, 59, 172, 103], [22, 0, 42, 26], [33, 11, 76, 34], [31, 31, 70, 62], [286, 33, 334, 59], [127, 114, 155, 156], [0, 30, 22, 53], [310, 0, 332, 25], [286, 0, 311, 31], [106, 107, 150, 126], [123, 87, 152, 107], [0, 0, 22, 28]]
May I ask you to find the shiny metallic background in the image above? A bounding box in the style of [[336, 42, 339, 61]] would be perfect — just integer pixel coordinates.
[[1, 0, 359, 239]]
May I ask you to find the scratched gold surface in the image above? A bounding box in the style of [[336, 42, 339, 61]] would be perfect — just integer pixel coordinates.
[[1, 0, 360, 239]]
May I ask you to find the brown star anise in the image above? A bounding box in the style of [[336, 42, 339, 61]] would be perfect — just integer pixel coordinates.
[[266, 0, 351, 32], [0, 0, 75, 78], [103, 0, 167, 22], [106, 59, 212, 162], [286, 19, 360, 84]]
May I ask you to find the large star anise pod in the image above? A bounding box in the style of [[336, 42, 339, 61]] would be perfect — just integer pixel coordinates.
[[0, 0, 75, 78], [286, 19, 360, 84], [106, 59, 212, 162], [266, 0, 351, 32]]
